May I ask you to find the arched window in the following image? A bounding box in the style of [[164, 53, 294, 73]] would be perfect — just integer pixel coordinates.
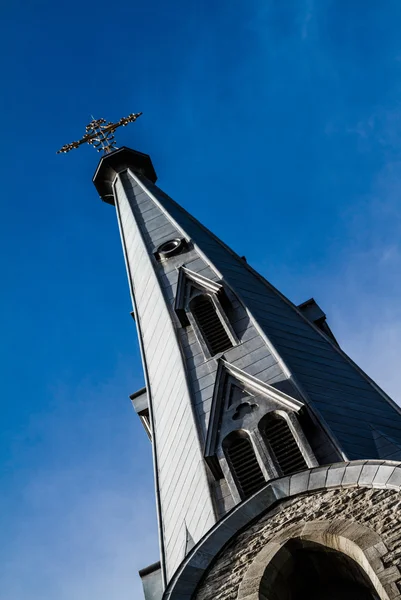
[[259, 412, 307, 476], [223, 431, 265, 499], [189, 294, 233, 356]]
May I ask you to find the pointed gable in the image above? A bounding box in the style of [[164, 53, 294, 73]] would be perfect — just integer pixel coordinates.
[[174, 266, 224, 326], [204, 359, 304, 478]]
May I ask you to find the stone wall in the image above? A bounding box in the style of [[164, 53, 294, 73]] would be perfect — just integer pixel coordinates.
[[194, 487, 401, 600]]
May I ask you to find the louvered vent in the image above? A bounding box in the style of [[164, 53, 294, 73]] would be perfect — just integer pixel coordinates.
[[223, 434, 266, 499], [190, 295, 233, 355], [261, 414, 307, 476]]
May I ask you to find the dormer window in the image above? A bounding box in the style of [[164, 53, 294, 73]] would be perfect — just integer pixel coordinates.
[[174, 267, 238, 358], [222, 431, 265, 499], [189, 294, 234, 356], [204, 361, 318, 507], [259, 412, 307, 476]]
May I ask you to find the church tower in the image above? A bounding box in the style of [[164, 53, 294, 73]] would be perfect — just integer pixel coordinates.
[[61, 116, 401, 600]]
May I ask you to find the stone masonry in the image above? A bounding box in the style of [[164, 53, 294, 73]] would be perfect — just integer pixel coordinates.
[[194, 487, 401, 600]]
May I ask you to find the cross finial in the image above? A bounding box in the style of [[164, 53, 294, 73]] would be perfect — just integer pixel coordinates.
[[57, 111, 143, 155]]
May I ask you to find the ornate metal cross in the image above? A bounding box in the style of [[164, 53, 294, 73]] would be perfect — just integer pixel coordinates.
[[57, 111, 143, 155]]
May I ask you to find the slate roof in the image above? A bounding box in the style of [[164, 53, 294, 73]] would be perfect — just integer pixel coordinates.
[[142, 176, 401, 461]]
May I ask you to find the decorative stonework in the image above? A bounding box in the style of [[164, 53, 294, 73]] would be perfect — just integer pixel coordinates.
[[195, 487, 401, 600], [164, 461, 401, 600], [237, 518, 396, 600]]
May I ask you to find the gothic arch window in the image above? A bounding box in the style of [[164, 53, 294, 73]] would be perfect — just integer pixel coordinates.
[[222, 431, 265, 499], [189, 293, 234, 356], [259, 412, 308, 476]]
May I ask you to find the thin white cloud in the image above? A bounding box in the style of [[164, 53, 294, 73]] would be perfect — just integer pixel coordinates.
[[306, 151, 401, 403], [1, 359, 159, 600], [6, 474, 157, 600], [301, 0, 315, 40]]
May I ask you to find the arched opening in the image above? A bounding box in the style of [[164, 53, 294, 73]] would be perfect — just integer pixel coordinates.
[[222, 431, 265, 499], [259, 412, 308, 476], [189, 294, 233, 355], [260, 539, 380, 600]]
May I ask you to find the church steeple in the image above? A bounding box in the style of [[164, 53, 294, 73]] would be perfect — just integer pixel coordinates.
[[91, 144, 401, 595]]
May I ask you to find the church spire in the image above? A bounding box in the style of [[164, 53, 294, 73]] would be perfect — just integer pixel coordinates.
[[60, 122, 401, 598], [90, 140, 401, 590]]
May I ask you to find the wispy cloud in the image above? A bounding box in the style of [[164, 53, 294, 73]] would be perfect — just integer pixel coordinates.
[[246, 0, 401, 403], [301, 0, 315, 40], [304, 146, 401, 403], [0, 359, 159, 600], [4, 471, 157, 600], [3, 2, 401, 599]]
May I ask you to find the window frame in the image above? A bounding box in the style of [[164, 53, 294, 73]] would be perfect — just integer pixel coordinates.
[[186, 290, 238, 359], [259, 409, 315, 476], [222, 429, 267, 500]]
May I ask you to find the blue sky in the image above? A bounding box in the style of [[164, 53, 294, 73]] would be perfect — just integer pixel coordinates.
[[1, 0, 401, 597]]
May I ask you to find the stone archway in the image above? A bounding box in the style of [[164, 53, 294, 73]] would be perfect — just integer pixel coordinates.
[[259, 538, 379, 600], [237, 519, 398, 600], [170, 463, 401, 600]]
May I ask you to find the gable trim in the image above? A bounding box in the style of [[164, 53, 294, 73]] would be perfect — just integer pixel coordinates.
[[204, 359, 304, 478], [174, 266, 224, 326], [222, 361, 304, 411]]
